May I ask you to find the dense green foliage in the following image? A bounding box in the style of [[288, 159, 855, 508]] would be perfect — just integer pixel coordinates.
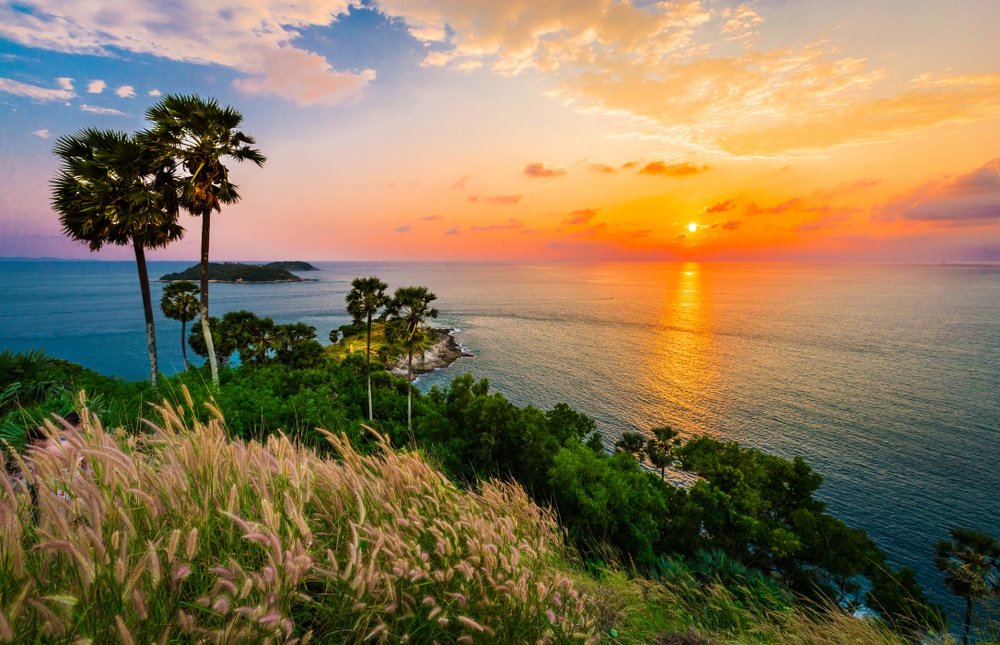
[[0, 346, 955, 641], [263, 261, 319, 271], [160, 262, 302, 283]]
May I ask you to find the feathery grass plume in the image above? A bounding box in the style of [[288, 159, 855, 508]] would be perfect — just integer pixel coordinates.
[[0, 392, 596, 642]]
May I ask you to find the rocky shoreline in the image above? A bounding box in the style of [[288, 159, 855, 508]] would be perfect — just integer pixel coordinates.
[[389, 328, 472, 377]]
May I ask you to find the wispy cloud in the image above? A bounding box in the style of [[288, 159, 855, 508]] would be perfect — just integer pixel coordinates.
[[393, 224, 412, 233], [638, 161, 709, 177], [445, 226, 461, 235], [80, 103, 125, 116], [471, 218, 523, 231], [56, 76, 73, 91], [588, 163, 616, 174], [115, 84, 135, 98], [0, 1, 373, 106], [86, 79, 105, 93], [875, 158, 1000, 225], [148, 88, 161, 97], [706, 199, 736, 213], [564, 208, 598, 225], [0, 76, 75, 100], [523, 162, 566, 178], [468, 194, 521, 205], [31, 128, 51, 138], [420, 214, 443, 221]]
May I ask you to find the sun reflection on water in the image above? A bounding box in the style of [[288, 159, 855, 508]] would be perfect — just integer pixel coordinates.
[[638, 262, 719, 438]]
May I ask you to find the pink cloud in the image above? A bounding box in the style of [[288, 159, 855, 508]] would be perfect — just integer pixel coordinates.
[[876, 158, 1000, 225], [523, 162, 566, 178]]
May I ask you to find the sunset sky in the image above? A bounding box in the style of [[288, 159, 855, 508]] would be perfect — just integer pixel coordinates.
[[2, 0, 1000, 262]]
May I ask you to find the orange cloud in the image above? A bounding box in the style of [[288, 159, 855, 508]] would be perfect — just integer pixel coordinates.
[[467, 194, 522, 205], [706, 199, 736, 213], [588, 163, 616, 174], [523, 162, 566, 178], [564, 208, 599, 225], [638, 161, 709, 177], [471, 218, 524, 231]]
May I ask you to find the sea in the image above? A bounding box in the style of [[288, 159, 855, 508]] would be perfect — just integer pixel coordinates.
[[1, 259, 998, 617]]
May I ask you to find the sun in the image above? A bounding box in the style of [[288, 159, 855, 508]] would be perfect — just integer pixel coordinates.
[[687, 222, 698, 233]]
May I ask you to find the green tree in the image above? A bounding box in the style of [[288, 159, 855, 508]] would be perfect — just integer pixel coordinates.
[[934, 528, 1000, 645], [384, 286, 438, 442], [52, 129, 183, 390], [160, 281, 199, 369], [145, 95, 265, 388], [645, 425, 680, 480], [346, 276, 389, 421], [615, 431, 647, 460]]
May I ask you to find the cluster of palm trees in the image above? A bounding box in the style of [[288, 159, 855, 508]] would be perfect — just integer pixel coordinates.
[[345, 276, 438, 440], [615, 425, 681, 479], [51, 95, 265, 390]]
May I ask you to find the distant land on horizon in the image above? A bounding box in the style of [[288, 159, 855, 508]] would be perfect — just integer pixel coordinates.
[[159, 261, 317, 283]]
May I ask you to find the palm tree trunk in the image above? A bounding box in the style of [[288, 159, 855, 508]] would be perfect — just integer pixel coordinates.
[[407, 348, 414, 446], [133, 241, 158, 390], [366, 311, 373, 421], [199, 210, 219, 387], [963, 597, 972, 645], [180, 320, 189, 369]]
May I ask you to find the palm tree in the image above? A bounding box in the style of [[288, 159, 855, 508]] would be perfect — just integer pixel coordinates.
[[346, 276, 389, 421], [144, 94, 265, 387], [52, 129, 183, 390], [614, 431, 647, 460], [160, 280, 199, 369], [645, 426, 681, 480], [384, 286, 438, 443], [934, 528, 1000, 645]]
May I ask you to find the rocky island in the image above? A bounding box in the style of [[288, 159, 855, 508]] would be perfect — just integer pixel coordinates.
[[160, 261, 317, 283]]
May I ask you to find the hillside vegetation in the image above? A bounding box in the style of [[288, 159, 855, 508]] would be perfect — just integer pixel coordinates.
[[0, 398, 914, 644]]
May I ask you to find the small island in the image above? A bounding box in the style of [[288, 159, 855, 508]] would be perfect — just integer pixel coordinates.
[[262, 261, 319, 271], [160, 262, 313, 283]]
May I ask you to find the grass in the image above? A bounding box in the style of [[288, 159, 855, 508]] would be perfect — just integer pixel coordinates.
[[326, 323, 389, 362], [0, 390, 593, 642]]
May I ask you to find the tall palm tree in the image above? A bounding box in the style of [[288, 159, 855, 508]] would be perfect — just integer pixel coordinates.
[[160, 280, 199, 369], [346, 276, 389, 421], [144, 94, 265, 387], [52, 128, 183, 390], [645, 425, 681, 480], [384, 286, 438, 443], [934, 528, 1000, 645]]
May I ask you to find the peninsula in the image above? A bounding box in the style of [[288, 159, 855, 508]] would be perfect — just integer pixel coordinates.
[[160, 261, 315, 283], [328, 324, 471, 375]]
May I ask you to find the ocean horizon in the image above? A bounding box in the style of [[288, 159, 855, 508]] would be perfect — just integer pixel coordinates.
[[2, 258, 998, 618]]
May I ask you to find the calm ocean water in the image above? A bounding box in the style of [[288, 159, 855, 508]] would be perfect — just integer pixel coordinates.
[[1, 259, 998, 613]]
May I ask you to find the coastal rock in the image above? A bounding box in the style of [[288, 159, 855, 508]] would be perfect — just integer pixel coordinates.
[[390, 329, 472, 377]]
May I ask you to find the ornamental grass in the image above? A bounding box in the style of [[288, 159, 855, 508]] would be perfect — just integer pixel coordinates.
[[0, 389, 595, 643]]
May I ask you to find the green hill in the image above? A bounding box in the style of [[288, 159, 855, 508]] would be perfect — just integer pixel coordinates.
[[263, 261, 319, 271], [160, 262, 304, 283]]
